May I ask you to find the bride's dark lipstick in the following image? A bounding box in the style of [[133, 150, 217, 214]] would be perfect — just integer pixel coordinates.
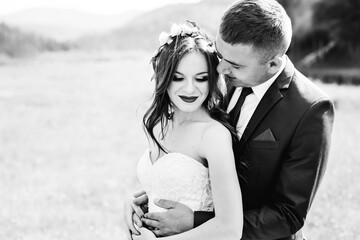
[[179, 96, 198, 103]]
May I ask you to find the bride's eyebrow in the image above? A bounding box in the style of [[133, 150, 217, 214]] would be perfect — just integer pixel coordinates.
[[174, 71, 184, 75], [175, 71, 208, 76], [195, 72, 208, 76]]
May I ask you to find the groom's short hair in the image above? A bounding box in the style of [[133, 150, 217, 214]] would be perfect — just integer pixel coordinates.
[[219, 0, 292, 62]]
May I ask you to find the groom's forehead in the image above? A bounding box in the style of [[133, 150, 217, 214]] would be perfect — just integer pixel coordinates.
[[214, 34, 225, 54], [214, 34, 233, 52], [214, 37, 236, 61]]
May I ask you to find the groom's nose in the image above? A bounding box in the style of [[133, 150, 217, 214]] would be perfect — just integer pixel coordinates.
[[217, 59, 231, 75]]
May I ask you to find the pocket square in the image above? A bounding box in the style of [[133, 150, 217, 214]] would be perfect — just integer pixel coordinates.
[[253, 129, 276, 141]]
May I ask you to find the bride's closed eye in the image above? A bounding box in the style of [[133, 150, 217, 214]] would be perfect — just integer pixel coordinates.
[[173, 76, 184, 81], [195, 76, 209, 82]]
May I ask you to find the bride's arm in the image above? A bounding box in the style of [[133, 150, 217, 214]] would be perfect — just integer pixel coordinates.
[[155, 124, 243, 240]]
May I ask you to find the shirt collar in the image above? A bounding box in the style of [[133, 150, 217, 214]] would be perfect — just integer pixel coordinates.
[[251, 56, 287, 100]]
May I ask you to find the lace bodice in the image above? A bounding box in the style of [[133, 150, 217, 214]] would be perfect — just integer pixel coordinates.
[[137, 149, 214, 213]]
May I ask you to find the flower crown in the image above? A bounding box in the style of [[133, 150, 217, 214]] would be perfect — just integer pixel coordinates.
[[156, 21, 215, 53]]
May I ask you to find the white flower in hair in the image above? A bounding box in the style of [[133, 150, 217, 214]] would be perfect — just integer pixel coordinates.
[[159, 32, 171, 46], [167, 38, 173, 44], [170, 24, 182, 37], [207, 46, 215, 53], [181, 25, 196, 36]]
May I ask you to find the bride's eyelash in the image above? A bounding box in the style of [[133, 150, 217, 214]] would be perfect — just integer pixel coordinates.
[[195, 76, 209, 82], [196, 76, 209, 82], [173, 76, 184, 81], [172, 75, 208, 82]]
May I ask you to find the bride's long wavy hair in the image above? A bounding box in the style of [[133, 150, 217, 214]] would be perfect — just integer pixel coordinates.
[[143, 22, 238, 153]]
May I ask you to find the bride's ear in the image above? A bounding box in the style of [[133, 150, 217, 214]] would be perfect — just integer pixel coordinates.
[[267, 56, 283, 74]]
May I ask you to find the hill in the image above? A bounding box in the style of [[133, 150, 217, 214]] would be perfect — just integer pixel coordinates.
[[77, 0, 234, 50], [0, 8, 141, 41], [78, 0, 316, 52], [0, 0, 317, 54], [0, 23, 73, 57]]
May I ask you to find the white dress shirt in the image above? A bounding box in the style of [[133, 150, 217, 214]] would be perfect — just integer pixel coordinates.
[[227, 59, 286, 139]]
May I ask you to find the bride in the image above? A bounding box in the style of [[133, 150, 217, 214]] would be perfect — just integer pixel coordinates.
[[125, 21, 244, 240]]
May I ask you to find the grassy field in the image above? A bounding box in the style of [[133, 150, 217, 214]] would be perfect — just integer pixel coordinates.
[[0, 50, 359, 240]]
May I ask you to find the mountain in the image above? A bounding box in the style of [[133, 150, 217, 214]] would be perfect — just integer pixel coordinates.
[[77, 0, 234, 50], [0, 8, 141, 41], [0, 0, 317, 54], [77, 0, 315, 52]]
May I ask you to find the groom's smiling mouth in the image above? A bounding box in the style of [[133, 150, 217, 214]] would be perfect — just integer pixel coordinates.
[[179, 96, 198, 103]]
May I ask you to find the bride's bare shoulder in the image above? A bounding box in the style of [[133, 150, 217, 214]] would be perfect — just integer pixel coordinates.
[[201, 119, 232, 143], [199, 120, 233, 162]]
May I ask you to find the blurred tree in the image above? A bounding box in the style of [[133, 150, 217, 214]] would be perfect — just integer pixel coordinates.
[[0, 22, 74, 57], [277, 0, 320, 61], [313, 0, 360, 55]]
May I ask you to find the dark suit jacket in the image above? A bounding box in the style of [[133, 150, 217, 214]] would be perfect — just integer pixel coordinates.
[[195, 58, 335, 240]]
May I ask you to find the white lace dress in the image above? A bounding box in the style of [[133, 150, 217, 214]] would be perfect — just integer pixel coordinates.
[[137, 149, 214, 213]]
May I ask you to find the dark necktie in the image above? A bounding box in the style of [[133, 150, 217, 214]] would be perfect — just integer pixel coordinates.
[[229, 87, 253, 128]]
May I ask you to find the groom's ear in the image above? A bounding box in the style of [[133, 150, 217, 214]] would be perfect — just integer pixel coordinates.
[[268, 56, 283, 74]]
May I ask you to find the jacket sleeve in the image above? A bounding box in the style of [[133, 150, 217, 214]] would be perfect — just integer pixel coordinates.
[[194, 211, 215, 227], [242, 98, 335, 239]]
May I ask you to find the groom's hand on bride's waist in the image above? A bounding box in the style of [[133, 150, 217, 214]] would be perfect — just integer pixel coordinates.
[[141, 199, 194, 237]]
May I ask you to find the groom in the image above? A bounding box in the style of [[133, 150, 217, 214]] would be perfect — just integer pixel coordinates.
[[125, 0, 335, 239]]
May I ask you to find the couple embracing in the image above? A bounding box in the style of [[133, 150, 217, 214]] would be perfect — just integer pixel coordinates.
[[124, 0, 335, 239]]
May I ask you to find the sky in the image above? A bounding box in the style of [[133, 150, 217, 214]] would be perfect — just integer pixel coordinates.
[[0, 0, 202, 15]]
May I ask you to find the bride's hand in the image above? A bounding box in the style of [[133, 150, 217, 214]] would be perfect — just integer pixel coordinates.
[[123, 190, 149, 240], [132, 227, 157, 240]]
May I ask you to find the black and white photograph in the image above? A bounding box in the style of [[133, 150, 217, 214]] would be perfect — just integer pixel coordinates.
[[0, 0, 359, 239]]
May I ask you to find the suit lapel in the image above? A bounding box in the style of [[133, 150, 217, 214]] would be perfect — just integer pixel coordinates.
[[238, 82, 283, 149], [237, 57, 295, 150]]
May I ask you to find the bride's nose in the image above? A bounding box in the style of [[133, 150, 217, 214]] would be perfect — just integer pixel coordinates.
[[183, 79, 196, 93]]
